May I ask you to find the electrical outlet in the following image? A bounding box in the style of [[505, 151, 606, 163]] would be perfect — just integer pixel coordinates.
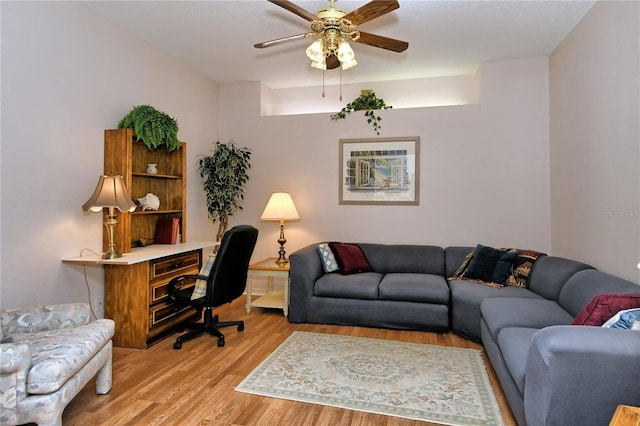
[[95, 297, 104, 310]]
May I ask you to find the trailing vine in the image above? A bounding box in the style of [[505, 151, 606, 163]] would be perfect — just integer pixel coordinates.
[[117, 105, 180, 152], [330, 91, 392, 135]]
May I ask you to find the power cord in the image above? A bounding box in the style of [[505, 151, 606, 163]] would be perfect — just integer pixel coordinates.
[[79, 248, 102, 320]]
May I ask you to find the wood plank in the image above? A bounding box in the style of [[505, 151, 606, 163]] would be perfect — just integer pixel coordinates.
[[63, 298, 517, 425]]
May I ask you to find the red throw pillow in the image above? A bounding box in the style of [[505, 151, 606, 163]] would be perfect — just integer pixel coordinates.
[[328, 242, 373, 275], [572, 294, 640, 326]]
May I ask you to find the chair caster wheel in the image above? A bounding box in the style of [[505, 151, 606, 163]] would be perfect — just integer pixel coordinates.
[[238, 323, 245, 332], [173, 342, 182, 350], [217, 338, 225, 347]]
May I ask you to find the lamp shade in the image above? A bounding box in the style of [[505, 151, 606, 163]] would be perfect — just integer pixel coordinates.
[[82, 175, 136, 213], [261, 192, 300, 221]]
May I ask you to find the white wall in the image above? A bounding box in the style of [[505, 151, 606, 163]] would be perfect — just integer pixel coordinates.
[[0, 2, 220, 310], [549, 0, 640, 283], [220, 58, 552, 267]]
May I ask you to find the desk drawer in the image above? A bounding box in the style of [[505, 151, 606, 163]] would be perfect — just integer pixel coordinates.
[[150, 301, 195, 329], [150, 250, 200, 281], [150, 270, 199, 305]]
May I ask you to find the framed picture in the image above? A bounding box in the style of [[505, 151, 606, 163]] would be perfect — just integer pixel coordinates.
[[339, 137, 420, 205]]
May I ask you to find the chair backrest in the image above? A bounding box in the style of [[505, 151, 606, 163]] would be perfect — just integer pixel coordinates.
[[206, 225, 259, 307]]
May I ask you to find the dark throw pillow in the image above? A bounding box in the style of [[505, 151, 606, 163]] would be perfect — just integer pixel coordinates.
[[328, 242, 374, 275], [572, 294, 640, 326], [492, 250, 520, 284], [464, 244, 506, 283]]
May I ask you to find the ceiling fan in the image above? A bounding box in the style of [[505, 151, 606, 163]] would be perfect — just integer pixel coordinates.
[[255, 0, 409, 71]]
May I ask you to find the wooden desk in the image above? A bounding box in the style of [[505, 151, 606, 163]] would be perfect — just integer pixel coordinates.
[[610, 405, 640, 426], [245, 257, 290, 317], [63, 242, 216, 348]]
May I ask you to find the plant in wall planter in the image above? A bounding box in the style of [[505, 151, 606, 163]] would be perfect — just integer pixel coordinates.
[[117, 105, 180, 152], [198, 141, 252, 243], [330, 90, 392, 135]]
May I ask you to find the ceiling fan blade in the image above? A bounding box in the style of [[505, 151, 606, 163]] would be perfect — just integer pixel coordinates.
[[343, 0, 399, 26], [355, 31, 408, 52], [326, 55, 340, 70], [254, 33, 313, 48], [268, 0, 318, 22]]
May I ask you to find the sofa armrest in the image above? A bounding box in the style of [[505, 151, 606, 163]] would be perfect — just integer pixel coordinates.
[[524, 325, 640, 426], [1, 303, 91, 337], [289, 243, 325, 322], [1, 343, 31, 425]]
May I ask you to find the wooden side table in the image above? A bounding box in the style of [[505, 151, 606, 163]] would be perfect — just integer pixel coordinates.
[[610, 405, 640, 426], [245, 257, 290, 317]]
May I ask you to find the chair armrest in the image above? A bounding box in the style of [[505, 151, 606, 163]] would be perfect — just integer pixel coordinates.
[[524, 325, 640, 426], [167, 274, 208, 296], [1, 343, 31, 424], [0, 303, 91, 336]]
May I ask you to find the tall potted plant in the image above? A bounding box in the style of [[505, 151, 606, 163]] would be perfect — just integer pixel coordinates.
[[198, 141, 252, 242]]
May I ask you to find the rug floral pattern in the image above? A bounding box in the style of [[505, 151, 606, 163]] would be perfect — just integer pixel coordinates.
[[236, 331, 504, 425]]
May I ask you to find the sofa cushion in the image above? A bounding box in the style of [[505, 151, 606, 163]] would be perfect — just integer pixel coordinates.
[[497, 327, 538, 395], [329, 242, 374, 275], [526, 256, 593, 301], [481, 297, 574, 342], [316, 243, 339, 273], [558, 269, 640, 317], [572, 294, 640, 326], [450, 280, 543, 341], [379, 273, 449, 304], [8, 319, 114, 394], [359, 243, 445, 275], [314, 272, 382, 300]]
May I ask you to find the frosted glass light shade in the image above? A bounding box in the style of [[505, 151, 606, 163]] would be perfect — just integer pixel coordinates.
[[337, 40, 355, 62], [306, 39, 324, 62], [261, 192, 300, 221]]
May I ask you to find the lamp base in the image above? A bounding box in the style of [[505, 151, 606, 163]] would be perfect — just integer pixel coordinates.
[[275, 256, 289, 266], [102, 250, 123, 260]]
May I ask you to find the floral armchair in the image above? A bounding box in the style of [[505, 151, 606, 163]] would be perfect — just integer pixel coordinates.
[[0, 303, 114, 426]]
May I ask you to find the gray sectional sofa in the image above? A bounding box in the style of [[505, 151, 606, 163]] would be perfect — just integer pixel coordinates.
[[288, 242, 640, 426]]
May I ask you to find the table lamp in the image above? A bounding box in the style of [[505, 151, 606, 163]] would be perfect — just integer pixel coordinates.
[[83, 175, 136, 259], [261, 192, 300, 266]]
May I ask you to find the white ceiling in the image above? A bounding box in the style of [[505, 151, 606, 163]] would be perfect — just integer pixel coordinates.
[[84, 0, 596, 90]]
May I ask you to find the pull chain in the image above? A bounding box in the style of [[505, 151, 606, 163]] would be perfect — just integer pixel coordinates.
[[322, 70, 325, 98], [339, 68, 343, 101]]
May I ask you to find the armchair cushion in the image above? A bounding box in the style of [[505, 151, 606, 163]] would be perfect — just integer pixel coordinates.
[[6, 319, 114, 394], [1, 304, 91, 337]]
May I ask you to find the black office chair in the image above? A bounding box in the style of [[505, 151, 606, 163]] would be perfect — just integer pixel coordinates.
[[168, 225, 258, 349]]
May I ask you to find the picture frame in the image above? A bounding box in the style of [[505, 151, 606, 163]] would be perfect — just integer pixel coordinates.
[[339, 137, 420, 205]]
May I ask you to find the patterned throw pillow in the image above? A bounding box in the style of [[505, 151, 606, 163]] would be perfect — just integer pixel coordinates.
[[602, 308, 640, 330], [317, 243, 339, 273]]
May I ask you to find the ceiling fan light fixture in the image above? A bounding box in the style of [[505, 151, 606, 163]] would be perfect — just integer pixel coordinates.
[[337, 39, 355, 62], [306, 39, 324, 62], [340, 57, 357, 70], [311, 59, 327, 70]]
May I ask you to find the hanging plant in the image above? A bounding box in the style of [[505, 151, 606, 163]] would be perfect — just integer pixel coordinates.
[[198, 141, 252, 243], [330, 91, 392, 135], [117, 105, 180, 152]]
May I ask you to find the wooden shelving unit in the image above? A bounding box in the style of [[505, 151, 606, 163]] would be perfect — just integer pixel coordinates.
[[103, 128, 187, 253]]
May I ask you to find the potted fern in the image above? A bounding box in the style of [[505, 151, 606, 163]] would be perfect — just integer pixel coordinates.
[[198, 141, 252, 242], [330, 90, 392, 135], [117, 105, 180, 152]]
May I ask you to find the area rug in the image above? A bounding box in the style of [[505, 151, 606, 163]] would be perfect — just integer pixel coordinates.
[[235, 331, 504, 425]]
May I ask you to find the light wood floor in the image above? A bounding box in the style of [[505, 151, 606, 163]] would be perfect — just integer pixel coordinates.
[[62, 298, 517, 425]]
